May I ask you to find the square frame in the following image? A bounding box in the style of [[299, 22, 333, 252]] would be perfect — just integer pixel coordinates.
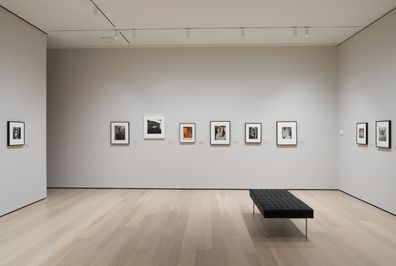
[[179, 123, 196, 143], [376, 120, 391, 149], [245, 123, 262, 144], [144, 115, 165, 139], [7, 121, 25, 146], [210, 121, 231, 145], [356, 122, 368, 145], [110, 121, 130, 145], [276, 121, 297, 146]]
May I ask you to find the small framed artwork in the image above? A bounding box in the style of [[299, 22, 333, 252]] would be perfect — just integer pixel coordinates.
[[276, 121, 297, 146], [144, 115, 165, 139], [376, 120, 391, 148], [7, 121, 25, 146], [110, 121, 130, 145], [356, 122, 368, 145], [245, 123, 262, 144], [179, 123, 196, 143], [210, 121, 231, 145]]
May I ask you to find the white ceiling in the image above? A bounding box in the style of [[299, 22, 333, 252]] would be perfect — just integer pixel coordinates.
[[1, 0, 395, 48]]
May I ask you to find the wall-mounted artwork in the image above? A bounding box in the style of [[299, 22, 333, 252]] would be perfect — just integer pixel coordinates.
[[276, 121, 297, 146], [7, 121, 25, 146], [245, 123, 262, 144], [376, 120, 391, 148], [110, 121, 129, 145], [144, 115, 165, 139], [179, 123, 196, 143], [356, 122, 368, 145], [210, 121, 231, 145]]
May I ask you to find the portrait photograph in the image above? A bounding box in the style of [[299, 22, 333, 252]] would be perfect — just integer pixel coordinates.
[[7, 121, 25, 146], [210, 121, 231, 145], [245, 123, 262, 144], [110, 121, 129, 145], [356, 122, 368, 145], [144, 115, 165, 139], [376, 120, 391, 148], [179, 123, 196, 143], [276, 121, 297, 146]]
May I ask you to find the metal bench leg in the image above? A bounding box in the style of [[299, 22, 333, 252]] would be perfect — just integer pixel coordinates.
[[305, 218, 308, 239]]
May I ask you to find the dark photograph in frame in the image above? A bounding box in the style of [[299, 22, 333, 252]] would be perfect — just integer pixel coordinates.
[[356, 122, 368, 145], [7, 121, 25, 146], [245, 123, 262, 144], [110, 121, 130, 145], [210, 121, 231, 145], [376, 120, 391, 149]]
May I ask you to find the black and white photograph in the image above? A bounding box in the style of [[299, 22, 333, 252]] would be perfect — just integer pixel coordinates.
[[276, 121, 297, 146], [356, 122, 368, 145], [144, 115, 165, 139], [179, 123, 196, 143], [110, 121, 130, 145], [7, 121, 25, 146], [245, 123, 262, 144], [376, 120, 391, 148], [210, 121, 231, 145]]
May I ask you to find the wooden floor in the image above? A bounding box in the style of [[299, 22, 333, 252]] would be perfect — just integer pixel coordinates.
[[0, 189, 396, 266]]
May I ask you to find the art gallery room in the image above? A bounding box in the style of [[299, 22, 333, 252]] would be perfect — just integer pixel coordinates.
[[1, 0, 396, 265]]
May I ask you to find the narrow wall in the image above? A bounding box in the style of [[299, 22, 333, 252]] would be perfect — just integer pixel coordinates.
[[0, 8, 47, 216], [47, 46, 338, 189], [338, 10, 396, 214]]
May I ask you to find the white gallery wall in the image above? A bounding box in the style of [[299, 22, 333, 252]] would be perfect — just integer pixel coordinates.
[[0, 8, 47, 216], [47, 46, 338, 189], [338, 10, 396, 214]]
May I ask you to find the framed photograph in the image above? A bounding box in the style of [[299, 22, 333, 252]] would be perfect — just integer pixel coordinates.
[[276, 121, 297, 146], [7, 121, 25, 146], [356, 122, 368, 145], [245, 123, 262, 144], [110, 121, 129, 145], [179, 123, 196, 143], [144, 115, 165, 139], [210, 121, 231, 145], [376, 120, 391, 148]]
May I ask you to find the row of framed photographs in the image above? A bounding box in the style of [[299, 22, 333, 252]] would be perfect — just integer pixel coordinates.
[[356, 120, 392, 148], [111, 116, 297, 146]]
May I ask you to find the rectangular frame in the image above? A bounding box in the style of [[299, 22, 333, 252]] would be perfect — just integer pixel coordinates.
[[245, 123, 262, 144], [356, 122, 368, 145], [276, 121, 297, 146], [110, 121, 130, 145], [7, 121, 25, 146], [210, 121, 231, 145], [179, 123, 196, 143], [144, 115, 165, 139], [376, 120, 391, 149]]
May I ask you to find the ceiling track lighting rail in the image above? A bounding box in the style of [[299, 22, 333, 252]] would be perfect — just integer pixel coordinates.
[[89, 0, 131, 44]]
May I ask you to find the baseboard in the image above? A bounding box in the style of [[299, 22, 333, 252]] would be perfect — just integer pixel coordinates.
[[0, 197, 47, 218], [338, 190, 395, 216]]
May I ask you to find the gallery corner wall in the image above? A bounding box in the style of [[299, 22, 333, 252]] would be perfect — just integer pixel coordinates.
[[337, 9, 396, 214], [47, 46, 338, 189], [0, 7, 47, 216]]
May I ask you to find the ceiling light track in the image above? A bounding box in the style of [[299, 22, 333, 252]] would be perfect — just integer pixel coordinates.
[[89, 0, 131, 44]]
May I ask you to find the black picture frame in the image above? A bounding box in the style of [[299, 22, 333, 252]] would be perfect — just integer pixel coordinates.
[[110, 121, 130, 145], [276, 121, 297, 146], [7, 121, 25, 146], [210, 121, 231, 145], [376, 120, 391, 149], [244, 122, 262, 144], [356, 122, 368, 145]]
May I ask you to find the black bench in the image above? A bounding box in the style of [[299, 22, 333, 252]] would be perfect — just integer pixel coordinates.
[[249, 189, 314, 238]]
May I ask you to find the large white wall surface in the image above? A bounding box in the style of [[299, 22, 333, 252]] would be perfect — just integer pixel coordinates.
[[338, 10, 396, 214], [47, 46, 338, 189], [0, 8, 47, 216]]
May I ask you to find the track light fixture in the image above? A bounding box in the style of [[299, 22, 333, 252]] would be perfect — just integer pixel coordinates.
[[132, 29, 136, 38], [304, 27, 309, 37], [114, 30, 120, 40], [293, 27, 298, 37], [240, 27, 245, 37], [186, 28, 190, 38]]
